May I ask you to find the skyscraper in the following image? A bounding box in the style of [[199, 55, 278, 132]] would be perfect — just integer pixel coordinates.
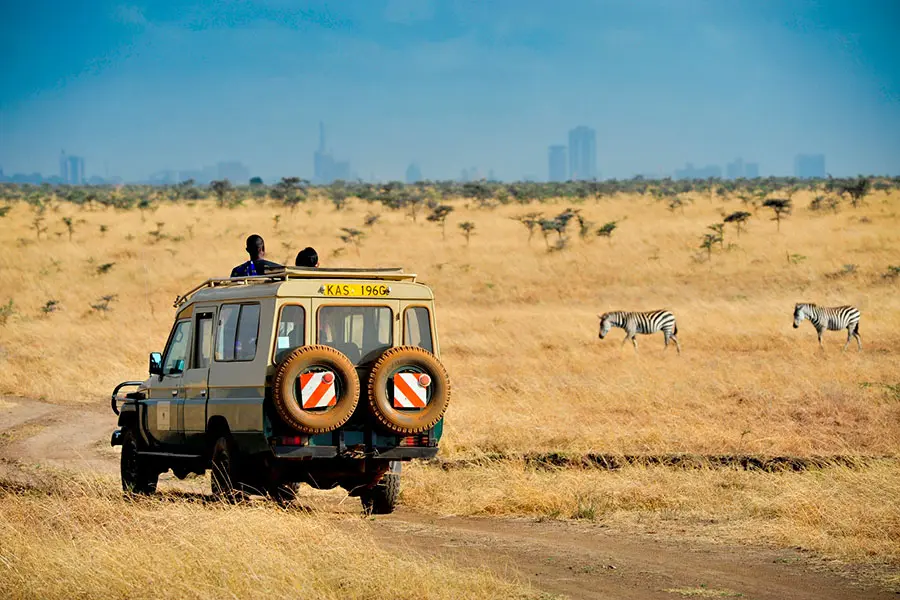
[[568, 126, 597, 180], [406, 163, 422, 184], [313, 122, 352, 184], [66, 155, 84, 184], [548, 145, 567, 182], [725, 157, 744, 180], [794, 154, 826, 178]]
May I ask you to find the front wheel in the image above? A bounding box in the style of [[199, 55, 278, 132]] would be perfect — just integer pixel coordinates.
[[360, 461, 401, 515], [120, 428, 158, 495]]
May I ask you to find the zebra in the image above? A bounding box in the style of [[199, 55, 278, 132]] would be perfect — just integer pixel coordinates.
[[793, 303, 861, 351], [598, 310, 680, 354]]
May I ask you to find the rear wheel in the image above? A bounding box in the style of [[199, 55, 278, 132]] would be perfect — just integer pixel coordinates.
[[211, 435, 245, 503], [360, 461, 401, 515], [120, 428, 158, 495]]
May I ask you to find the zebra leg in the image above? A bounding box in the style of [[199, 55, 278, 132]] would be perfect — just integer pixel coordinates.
[[631, 335, 639, 352], [817, 328, 825, 351], [842, 329, 852, 352], [672, 335, 681, 355], [854, 326, 862, 351]]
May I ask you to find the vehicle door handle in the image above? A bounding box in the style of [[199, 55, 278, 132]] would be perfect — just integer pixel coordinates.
[[171, 390, 178, 397], [200, 390, 207, 398]]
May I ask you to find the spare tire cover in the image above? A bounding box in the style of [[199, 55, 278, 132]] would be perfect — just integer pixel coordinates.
[[272, 345, 360, 434], [367, 346, 450, 434]]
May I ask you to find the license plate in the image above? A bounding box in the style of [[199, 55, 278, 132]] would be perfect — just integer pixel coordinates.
[[322, 283, 390, 297]]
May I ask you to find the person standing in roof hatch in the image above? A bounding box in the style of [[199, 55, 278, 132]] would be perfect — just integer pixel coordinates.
[[231, 234, 283, 277], [294, 246, 319, 268]]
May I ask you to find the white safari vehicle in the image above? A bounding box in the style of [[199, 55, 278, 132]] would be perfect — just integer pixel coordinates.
[[110, 267, 450, 513]]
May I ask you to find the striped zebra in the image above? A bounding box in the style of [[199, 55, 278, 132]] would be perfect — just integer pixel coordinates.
[[598, 310, 680, 354], [793, 303, 862, 351]]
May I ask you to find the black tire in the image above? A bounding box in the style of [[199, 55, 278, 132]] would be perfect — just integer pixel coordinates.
[[360, 462, 401, 515], [120, 428, 158, 495], [266, 481, 300, 506], [367, 346, 450, 434], [211, 435, 245, 503], [272, 345, 361, 434]]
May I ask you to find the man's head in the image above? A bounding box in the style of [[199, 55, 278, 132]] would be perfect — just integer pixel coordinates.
[[295, 247, 319, 268], [246, 234, 265, 260]]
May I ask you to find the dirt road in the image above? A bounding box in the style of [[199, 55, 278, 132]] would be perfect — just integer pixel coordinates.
[[0, 396, 893, 600]]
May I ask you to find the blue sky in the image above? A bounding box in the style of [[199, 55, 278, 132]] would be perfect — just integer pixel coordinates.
[[1, 0, 899, 181]]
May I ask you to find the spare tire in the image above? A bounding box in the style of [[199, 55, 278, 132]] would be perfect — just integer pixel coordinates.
[[367, 346, 450, 434], [273, 345, 360, 434]]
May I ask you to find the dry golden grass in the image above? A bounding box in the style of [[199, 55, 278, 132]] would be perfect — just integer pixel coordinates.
[[1, 191, 897, 457], [1, 190, 899, 582], [0, 472, 536, 600]]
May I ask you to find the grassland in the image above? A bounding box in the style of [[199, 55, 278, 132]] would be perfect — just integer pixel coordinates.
[[1, 187, 899, 592], [0, 471, 536, 600]]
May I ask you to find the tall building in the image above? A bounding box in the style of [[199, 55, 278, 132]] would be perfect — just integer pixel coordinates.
[[217, 161, 250, 183], [725, 157, 744, 180], [794, 154, 825, 179], [568, 126, 597, 180], [548, 145, 567, 182], [313, 122, 352, 184], [406, 163, 422, 184], [744, 162, 759, 179], [66, 155, 84, 184]]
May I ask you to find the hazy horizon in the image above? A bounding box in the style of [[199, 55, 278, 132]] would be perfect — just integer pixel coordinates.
[[2, 0, 899, 182]]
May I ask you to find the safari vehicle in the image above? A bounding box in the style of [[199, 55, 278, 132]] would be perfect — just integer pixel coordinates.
[[110, 267, 449, 514]]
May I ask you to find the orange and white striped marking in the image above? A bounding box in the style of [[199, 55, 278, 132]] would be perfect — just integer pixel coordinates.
[[393, 372, 429, 408], [299, 371, 336, 409]]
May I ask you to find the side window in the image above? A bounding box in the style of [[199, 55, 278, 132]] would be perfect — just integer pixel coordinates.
[[193, 313, 214, 369], [404, 307, 434, 353], [318, 306, 392, 365], [215, 303, 261, 362], [162, 320, 192, 376], [275, 305, 306, 363]]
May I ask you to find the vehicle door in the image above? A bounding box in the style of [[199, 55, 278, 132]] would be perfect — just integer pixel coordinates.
[[146, 318, 192, 447], [181, 306, 216, 452]]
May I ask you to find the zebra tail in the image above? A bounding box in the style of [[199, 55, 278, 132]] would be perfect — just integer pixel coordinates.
[[674, 322, 678, 335]]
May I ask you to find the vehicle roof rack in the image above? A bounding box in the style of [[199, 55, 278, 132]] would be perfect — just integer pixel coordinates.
[[173, 267, 417, 308]]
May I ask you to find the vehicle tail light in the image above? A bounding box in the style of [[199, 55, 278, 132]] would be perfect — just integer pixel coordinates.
[[417, 374, 431, 387], [399, 435, 430, 447], [280, 436, 306, 446], [322, 372, 334, 384]]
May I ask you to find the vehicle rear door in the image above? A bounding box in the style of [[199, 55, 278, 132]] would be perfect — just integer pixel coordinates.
[[181, 306, 216, 452]]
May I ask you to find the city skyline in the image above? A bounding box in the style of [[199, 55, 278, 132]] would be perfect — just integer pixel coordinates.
[[1, 2, 898, 181]]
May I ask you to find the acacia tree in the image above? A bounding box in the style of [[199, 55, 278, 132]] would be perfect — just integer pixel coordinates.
[[723, 211, 751, 237], [707, 222, 725, 249], [513, 212, 543, 243], [339, 228, 364, 256], [595, 220, 618, 244], [426, 204, 454, 238], [62, 217, 75, 241], [843, 177, 870, 208], [458, 221, 476, 245], [762, 198, 792, 231], [210, 179, 233, 208]]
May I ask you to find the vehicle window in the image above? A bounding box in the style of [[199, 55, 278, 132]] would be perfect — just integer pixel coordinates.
[[163, 320, 192, 376], [275, 305, 306, 363], [403, 307, 434, 353], [215, 303, 260, 362], [193, 313, 214, 369], [318, 306, 392, 365]]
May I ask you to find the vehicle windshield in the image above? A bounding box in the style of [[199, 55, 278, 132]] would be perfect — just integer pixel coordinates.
[[318, 306, 392, 365]]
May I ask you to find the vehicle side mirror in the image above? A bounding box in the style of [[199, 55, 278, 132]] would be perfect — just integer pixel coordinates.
[[149, 352, 163, 376]]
